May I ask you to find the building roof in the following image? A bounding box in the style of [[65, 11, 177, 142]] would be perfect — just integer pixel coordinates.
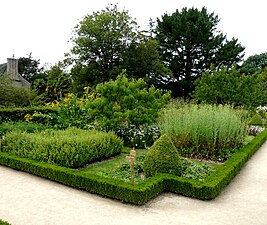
[[0, 63, 7, 74]]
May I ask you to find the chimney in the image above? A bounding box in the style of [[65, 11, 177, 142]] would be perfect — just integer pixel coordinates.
[[7, 58, 20, 81]]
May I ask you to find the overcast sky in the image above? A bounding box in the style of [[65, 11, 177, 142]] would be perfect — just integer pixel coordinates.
[[0, 0, 266, 66]]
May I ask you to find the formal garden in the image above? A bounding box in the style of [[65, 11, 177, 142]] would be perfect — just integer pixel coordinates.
[[1, 4, 267, 224], [1, 73, 267, 206]]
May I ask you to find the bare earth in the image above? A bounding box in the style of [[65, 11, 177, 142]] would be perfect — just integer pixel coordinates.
[[1, 142, 267, 225]]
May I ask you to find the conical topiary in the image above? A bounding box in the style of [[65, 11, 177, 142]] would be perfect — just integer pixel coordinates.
[[143, 134, 182, 177]]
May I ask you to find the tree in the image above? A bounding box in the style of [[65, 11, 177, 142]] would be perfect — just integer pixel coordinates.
[[154, 7, 245, 97], [122, 38, 172, 86], [240, 52, 267, 74], [68, 4, 170, 91], [32, 63, 72, 102], [193, 65, 267, 108], [69, 4, 139, 86], [18, 53, 43, 82], [88, 70, 171, 130]]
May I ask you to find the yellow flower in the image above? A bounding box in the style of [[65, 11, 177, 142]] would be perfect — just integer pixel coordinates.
[[32, 111, 40, 117], [24, 114, 32, 122]]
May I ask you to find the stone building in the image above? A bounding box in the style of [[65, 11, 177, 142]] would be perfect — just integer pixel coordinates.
[[0, 58, 31, 89]]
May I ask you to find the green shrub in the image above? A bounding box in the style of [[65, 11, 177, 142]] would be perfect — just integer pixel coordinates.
[[143, 134, 182, 177], [0, 121, 50, 137], [0, 127, 123, 168], [88, 71, 170, 130], [159, 103, 248, 161], [0, 85, 34, 108]]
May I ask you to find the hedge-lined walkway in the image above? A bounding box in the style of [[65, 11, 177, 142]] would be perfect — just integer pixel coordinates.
[[1, 143, 267, 225]]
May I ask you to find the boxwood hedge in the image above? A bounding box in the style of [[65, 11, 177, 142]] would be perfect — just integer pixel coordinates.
[[0, 129, 266, 205]]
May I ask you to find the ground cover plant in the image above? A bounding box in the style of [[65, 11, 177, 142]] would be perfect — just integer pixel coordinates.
[[0, 127, 123, 168], [159, 102, 249, 161], [81, 149, 217, 183]]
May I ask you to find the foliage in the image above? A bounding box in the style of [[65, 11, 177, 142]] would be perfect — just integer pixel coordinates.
[[96, 154, 146, 183], [115, 124, 160, 148], [154, 7, 244, 97], [88, 71, 170, 130], [42, 91, 93, 129], [122, 38, 172, 87], [0, 129, 266, 205], [0, 73, 35, 107], [68, 4, 170, 91], [18, 53, 43, 82], [143, 134, 182, 177], [0, 121, 50, 137], [91, 152, 215, 183], [32, 63, 72, 102], [0, 107, 56, 123], [159, 103, 248, 161], [0, 220, 11, 225], [193, 66, 267, 108], [180, 158, 216, 181], [69, 3, 140, 86], [0, 127, 123, 168], [240, 52, 267, 74]]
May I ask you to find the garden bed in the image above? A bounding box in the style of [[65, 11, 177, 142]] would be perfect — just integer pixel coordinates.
[[0, 129, 266, 205]]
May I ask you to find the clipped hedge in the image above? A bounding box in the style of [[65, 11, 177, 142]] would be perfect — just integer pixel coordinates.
[[0, 107, 57, 122], [144, 134, 182, 177], [0, 129, 266, 205], [0, 128, 123, 168]]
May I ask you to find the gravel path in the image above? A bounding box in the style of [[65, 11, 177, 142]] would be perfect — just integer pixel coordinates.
[[1, 142, 267, 225]]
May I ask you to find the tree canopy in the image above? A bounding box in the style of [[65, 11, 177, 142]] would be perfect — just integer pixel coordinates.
[[68, 4, 169, 91], [193, 65, 267, 108], [154, 7, 245, 97], [18, 53, 43, 82], [240, 52, 267, 74]]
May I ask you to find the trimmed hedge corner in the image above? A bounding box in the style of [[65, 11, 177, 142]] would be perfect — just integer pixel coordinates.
[[0, 130, 266, 205]]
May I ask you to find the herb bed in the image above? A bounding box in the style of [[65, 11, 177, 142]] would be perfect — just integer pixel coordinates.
[[0, 130, 266, 205]]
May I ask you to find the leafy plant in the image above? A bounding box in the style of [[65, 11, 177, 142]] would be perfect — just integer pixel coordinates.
[[0, 121, 50, 137], [193, 66, 267, 108], [180, 158, 217, 181], [115, 124, 160, 148], [0, 127, 123, 168], [159, 103, 249, 161], [143, 134, 182, 177], [88, 71, 170, 130], [0, 73, 35, 107], [97, 154, 146, 183]]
